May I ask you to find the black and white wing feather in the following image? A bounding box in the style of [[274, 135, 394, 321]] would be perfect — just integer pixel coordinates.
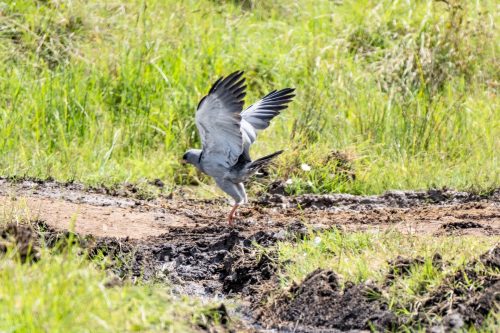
[[195, 71, 246, 168], [242, 88, 295, 130], [240, 88, 295, 148]]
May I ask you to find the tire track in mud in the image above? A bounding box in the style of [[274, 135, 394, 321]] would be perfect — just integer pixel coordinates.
[[1, 179, 499, 332], [1, 179, 499, 238]]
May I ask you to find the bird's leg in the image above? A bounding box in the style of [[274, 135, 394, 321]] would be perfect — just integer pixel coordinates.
[[228, 204, 239, 226], [234, 183, 246, 218]]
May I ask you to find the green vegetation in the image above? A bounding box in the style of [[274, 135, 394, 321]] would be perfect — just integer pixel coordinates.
[[0, 257, 198, 332], [278, 229, 496, 287], [0, 0, 498, 194], [1, 2, 498, 330]]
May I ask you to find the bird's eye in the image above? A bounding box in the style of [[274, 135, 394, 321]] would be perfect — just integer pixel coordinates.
[[182, 153, 188, 160]]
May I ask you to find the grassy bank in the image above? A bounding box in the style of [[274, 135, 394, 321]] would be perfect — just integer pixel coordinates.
[[0, 223, 221, 333], [0, 0, 498, 194], [275, 229, 500, 331]]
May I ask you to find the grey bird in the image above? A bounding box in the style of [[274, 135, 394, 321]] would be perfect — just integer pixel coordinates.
[[182, 71, 295, 225]]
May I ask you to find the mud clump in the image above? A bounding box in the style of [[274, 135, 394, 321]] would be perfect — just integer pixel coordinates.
[[220, 226, 310, 295], [258, 248, 498, 332], [0, 223, 40, 263], [325, 150, 356, 181], [480, 246, 500, 269], [386, 253, 443, 284], [77, 225, 295, 296], [259, 187, 496, 210], [156, 228, 285, 295], [151, 228, 246, 293], [87, 238, 146, 279], [259, 269, 398, 332], [386, 255, 425, 283], [266, 180, 287, 195], [222, 241, 277, 294], [34, 221, 83, 249], [195, 304, 231, 332], [441, 221, 484, 231]]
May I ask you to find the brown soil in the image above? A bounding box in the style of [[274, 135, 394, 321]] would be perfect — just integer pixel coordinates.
[[1, 179, 499, 332], [385, 255, 426, 283], [1, 179, 499, 239], [257, 269, 398, 332]]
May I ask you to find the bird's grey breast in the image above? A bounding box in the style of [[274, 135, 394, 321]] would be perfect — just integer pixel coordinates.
[[199, 152, 231, 178]]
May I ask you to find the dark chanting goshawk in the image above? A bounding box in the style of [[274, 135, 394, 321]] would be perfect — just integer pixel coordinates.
[[182, 71, 295, 225]]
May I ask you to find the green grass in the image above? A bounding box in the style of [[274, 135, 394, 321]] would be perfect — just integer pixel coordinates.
[[0, 0, 498, 194], [1, 239, 231, 333], [0, 238, 218, 333], [278, 230, 498, 286], [0, 251, 211, 332]]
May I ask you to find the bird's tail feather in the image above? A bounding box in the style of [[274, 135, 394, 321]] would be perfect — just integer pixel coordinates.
[[248, 150, 284, 171]]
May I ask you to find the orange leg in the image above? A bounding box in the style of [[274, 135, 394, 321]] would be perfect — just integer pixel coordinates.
[[228, 204, 239, 226]]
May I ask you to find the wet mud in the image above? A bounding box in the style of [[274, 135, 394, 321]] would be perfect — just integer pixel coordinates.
[[1, 179, 499, 239], [256, 269, 398, 332], [93, 224, 296, 297], [259, 186, 500, 210], [1, 179, 499, 332]]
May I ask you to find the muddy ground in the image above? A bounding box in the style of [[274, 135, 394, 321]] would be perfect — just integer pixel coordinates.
[[1, 179, 499, 238], [1, 179, 499, 332]]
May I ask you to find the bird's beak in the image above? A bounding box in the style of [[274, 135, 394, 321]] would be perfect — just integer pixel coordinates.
[[181, 159, 187, 165]]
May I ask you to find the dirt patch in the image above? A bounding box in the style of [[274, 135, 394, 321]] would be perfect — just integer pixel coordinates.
[[222, 237, 278, 295], [442, 220, 484, 230], [7, 220, 496, 332], [75, 224, 297, 297], [1, 180, 499, 239], [439, 221, 493, 237], [257, 269, 398, 332], [260, 188, 500, 210], [385, 253, 444, 285], [0, 218, 287, 299], [0, 195, 190, 239], [1, 180, 499, 331]]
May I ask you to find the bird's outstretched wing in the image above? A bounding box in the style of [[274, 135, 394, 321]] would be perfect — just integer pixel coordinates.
[[242, 88, 295, 130], [240, 88, 295, 151], [195, 71, 246, 168]]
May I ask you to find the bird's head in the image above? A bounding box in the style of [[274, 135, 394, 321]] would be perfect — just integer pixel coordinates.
[[182, 149, 202, 167]]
